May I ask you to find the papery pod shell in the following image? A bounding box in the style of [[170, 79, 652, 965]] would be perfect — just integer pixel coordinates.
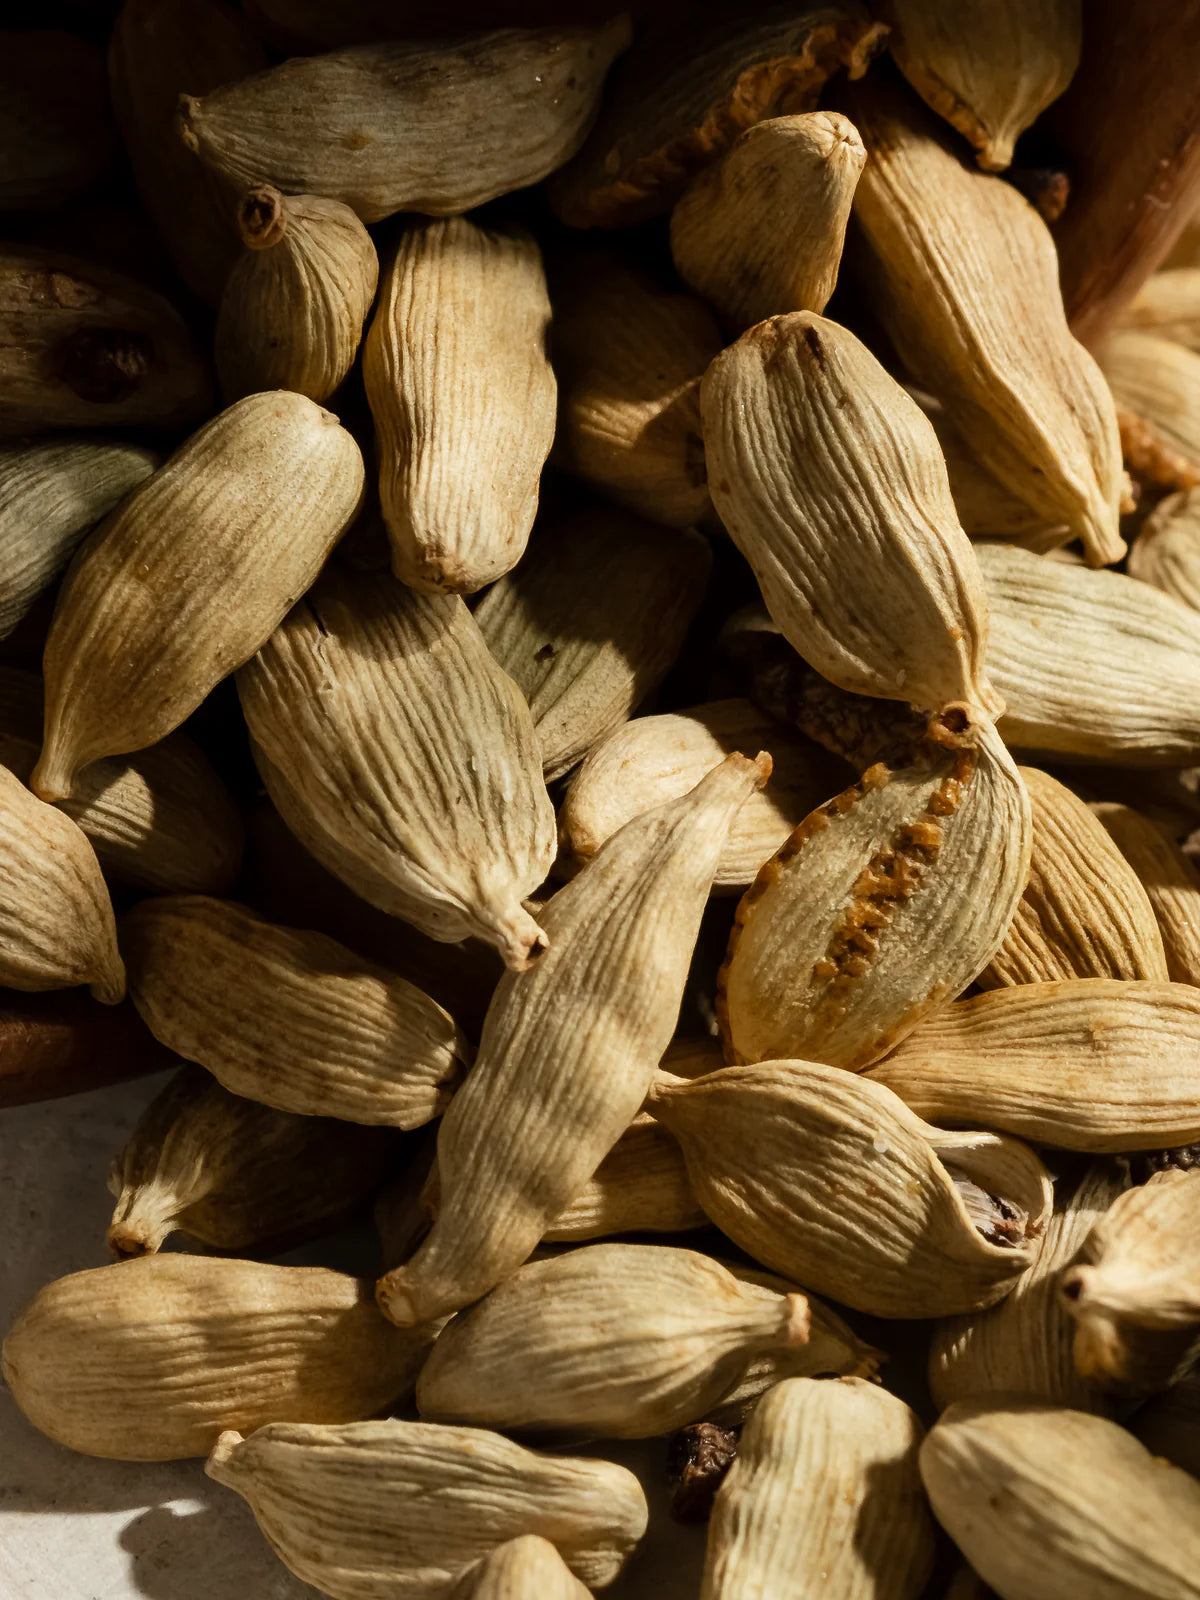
[[718, 721, 1031, 1070], [702, 1377, 935, 1600], [929, 1161, 1128, 1414], [0, 244, 211, 437], [0, 763, 123, 1003], [1093, 801, 1200, 986], [1129, 485, 1200, 613], [474, 509, 712, 782], [206, 1419, 648, 1596], [106, 1065, 398, 1258], [376, 753, 769, 1327], [559, 699, 848, 892], [1, 1255, 434, 1461], [216, 185, 378, 403], [543, 1113, 706, 1242], [363, 216, 554, 593], [978, 539, 1200, 764], [877, 0, 1082, 171], [550, 254, 721, 528], [109, 0, 269, 304], [1122, 269, 1200, 354], [548, 4, 885, 227], [646, 1059, 1052, 1318], [179, 20, 631, 224], [449, 1537, 592, 1600], [978, 766, 1167, 987], [702, 311, 1000, 719], [0, 32, 114, 211], [869, 979, 1200, 1152], [1060, 1170, 1200, 1400], [34, 391, 364, 802], [1131, 1371, 1200, 1480], [1100, 331, 1200, 488], [842, 74, 1125, 567], [0, 436, 157, 639], [670, 112, 865, 332], [123, 896, 468, 1127], [919, 1398, 1200, 1600], [237, 562, 554, 969]]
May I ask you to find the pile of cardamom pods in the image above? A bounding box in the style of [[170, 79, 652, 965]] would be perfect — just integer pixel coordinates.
[[5, 1, 1200, 1596]]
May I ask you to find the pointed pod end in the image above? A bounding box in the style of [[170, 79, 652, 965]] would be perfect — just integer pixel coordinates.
[[106, 1219, 159, 1260], [1058, 1265, 1093, 1315], [176, 94, 202, 155], [376, 1266, 421, 1328], [782, 1292, 810, 1350], [237, 186, 287, 250], [30, 744, 76, 803], [89, 955, 126, 1006], [484, 901, 549, 973], [205, 1430, 245, 1486]]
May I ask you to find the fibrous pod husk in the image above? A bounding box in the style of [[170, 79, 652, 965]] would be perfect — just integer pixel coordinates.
[[205, 1419, 648, 1596], [1099, 331, 1200, 490], [2, 1255, 434, 1461], [718, 721, 1031, 1070], [543, 1113, 706, 1242], [0, 763, 123, 1003], [978, 539, 1200, 764], [869, 979, 1200, 1152], [449, 1537, 592, 1600], [1060, 1170, 1200, 1401], [919, 1398, 1200, 1600], [1122, 269, 1200, 354], [842, 74, 1125, 567], [550, 254, 721, 528], [237, 562, 554, 969], [179, 20, 631, 224], [1131, 1371, 1200, 1480], [876, 0, 1082, 172], [376, 753, 769, 1327], [33, 390, 364, 802], [106, 1065, 399, 1258], [646, 1059, 1052, 1319], [548, 4, 885, 228], [0, 436, 157, 639], [559, 699, 848, 893], [929, 1161, 1128, 1415], [1093, 801, 1200, 986], [702, 311, 1001, 720], [0, 31, 115, 211], [1129, 487, 1200, 613], [216, 185, 378, 404], [0, 244, 211, 438], [978, 766, 1167, 988], [123, 896, 469, 1127], [670, 112, 865, 332], [474, 509, 712, 783], [363, 216, 554, 594]]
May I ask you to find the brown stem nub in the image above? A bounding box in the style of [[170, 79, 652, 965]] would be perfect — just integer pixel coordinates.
[[238, 185, 288, 251]]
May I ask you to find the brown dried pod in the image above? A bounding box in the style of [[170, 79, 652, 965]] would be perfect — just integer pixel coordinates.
[[0, 989, 173, 1110], [0, 31, 115, 211], [1093, 801, 1200, 987]]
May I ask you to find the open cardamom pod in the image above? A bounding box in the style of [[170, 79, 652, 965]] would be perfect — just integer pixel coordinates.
[[1123, 269, 1200, 353], [376, 753, 769, 1327], [363, 216, 554, 594], [33, 390, 363, 803], [1093, 801, 1200, 986], [1099, 330, 1200, 489], [647, 1059, 1052, 1318], [1128, 487, 1200, 613], [449, 1538, 592, 1600], [0, 31, 114, 211], [1131, 1371, 1200, 1480]]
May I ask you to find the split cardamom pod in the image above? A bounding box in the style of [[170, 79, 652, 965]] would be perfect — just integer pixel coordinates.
[[1099, 330, 1200, 488], [0, 31, 114, 211], [1128, 486, 1200, 613], [1093, 801, 1200, 985], [1122, 268, 1200, 353], [450, 1538, 592, 1600]]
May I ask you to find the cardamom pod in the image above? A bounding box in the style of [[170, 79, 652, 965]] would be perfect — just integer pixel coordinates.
[[1093, 801, 1200, 986], [449, 1538, 591, 1600], [205, 1419, 648, 1595], [1131, 1371, 1200, 1480], [550, 253, 721, 528], [474, 508, 712, 782], [123, 896, 469, 1126], [869, 979, 1200, 1151], [1128, 486, 1200, 613], [0, 987, 174, 1109], [702, 1377, 935, 1600], [670, 112, 865, 332], [646, 1059, 1051, 1318], [33, 390, 364, 802], [106, 1065, 398, 1258], [702, 311, 1001, 720], [237, 562, 554, 969], [1122, 268, 1200, 353], [842, 74, 1125, 566], [363, 216, 554, 593], [0, 31, 114, 211], [179, 20, 631, 223], [1100, 330, 1200, 486], [216, 185, 378, 403], [376, 753, 769, 1327], [2, 1255, 433, 1460], [920, 1398, 1200, 1600], [543, 1113, 706, 1242], [718, 721, 1031, 1070]]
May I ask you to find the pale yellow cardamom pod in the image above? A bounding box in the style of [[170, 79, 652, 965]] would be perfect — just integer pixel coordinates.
[[670, 112, 865, 332], [376, 752, 770, 1327], [1131, 1370, 1200, 1480], [702, 1377, 935, 1600], [1100, 330, 1200, 487], [205, 1418, 648, 1597], [363, 216, 555, 593], [1093, 801, 1200, 985], [2, 1255, 434, 1461], [646, 1059, 1051, 1318], [449, 1537, 592, 1600], [542, 1113, 706, 1243], [719, 721, 1030, 1070], [1128, 486, 1200, 613], [1122, 268, 1200, 353], [123, 896, 469, 1127], [869, 979, 1200, 1151], [920, 1398, 1200, 1600]]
